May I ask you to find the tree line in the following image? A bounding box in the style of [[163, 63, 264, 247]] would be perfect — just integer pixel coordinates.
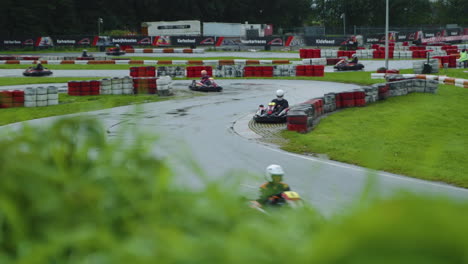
[[0, 0, 466, 37]]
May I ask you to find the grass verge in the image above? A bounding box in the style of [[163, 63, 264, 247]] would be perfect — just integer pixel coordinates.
[[0, 77, 103, 86], [281, 84, 468, 188], [0, 94, 175, 126]]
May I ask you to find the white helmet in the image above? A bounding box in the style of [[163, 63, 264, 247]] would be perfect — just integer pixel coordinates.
[[265, 164, 284, 181], [352, 53, 357, 58], [276, 89, 285, 98]]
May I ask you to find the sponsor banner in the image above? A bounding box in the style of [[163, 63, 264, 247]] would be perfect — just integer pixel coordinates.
[[406, 31, 419, 41], [422, 30, 443, 38], [154, 36, 171, 46], [364, 35, 384, 44], [219, 37, 241, 46], [0, 37, 37, 47], [285, 36, 305, 47], [35, 37, 54, 47], [305, 36, 347, 46], [422, 34, 468, 44], [215, 37, 224, 47], [446, 28, 460, 37], [169, 36, 216, 46], [364, 33, 397, 44], [111, 36, 152, 45], [240, 37, 284, 46], [396, 33, 409, 42], [52, 36, 94, 46]]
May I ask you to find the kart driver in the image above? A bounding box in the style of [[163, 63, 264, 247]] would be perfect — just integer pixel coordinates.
[[256, 164, 291, 206], [34, 60, 44, 71], [350, 53, 358, 64], [271, 89, 289, 114], [200, 70, 211, 85], [81, 49, 89, 57]]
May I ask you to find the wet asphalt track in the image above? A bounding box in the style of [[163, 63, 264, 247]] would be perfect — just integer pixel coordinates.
[[1, 77, 468, 216]]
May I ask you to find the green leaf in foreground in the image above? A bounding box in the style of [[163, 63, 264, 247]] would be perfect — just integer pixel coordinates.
[[0, 116, 467, 263]]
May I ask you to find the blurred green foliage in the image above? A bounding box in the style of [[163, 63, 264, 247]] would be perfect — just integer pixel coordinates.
[[0, 117, 467, 263]]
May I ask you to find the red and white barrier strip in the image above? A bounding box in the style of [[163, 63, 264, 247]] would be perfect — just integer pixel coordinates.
[[370, 73, 468, 88], [0, 59, 297, 66]]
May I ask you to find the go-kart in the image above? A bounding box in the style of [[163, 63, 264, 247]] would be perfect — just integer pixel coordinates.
[[249, 191, 303, 213], [253, 102, 289, 123], [105, 47, 126, 56], [22, 67, 53, 77], [334, 61, 365, 71], [189, 78, 222, 92]]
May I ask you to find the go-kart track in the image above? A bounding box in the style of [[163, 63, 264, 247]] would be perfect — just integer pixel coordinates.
[[1, 56, 467, 215]]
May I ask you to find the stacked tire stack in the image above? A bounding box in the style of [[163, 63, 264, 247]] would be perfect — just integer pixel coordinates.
[[100, 79, 112, 95], [299, 49, 321, 59], [301, 98, 324, 118], [353, 89, 366, 106], [286, 104, 314, 133], [108, 77, 134, 95], [67, 81, 100, 96], [133, 78, 157, 94], [46, 86, 59, 105], [321, 49, 338, 58], [355, 49, 373, 59], [186, 66, 213, 78], [157, 66, 186, 78], [336, 92, 355, 108], [111, 78, 124, 95], [214, 65, 243, 78], [376, 84, 390, 100], [337, 50, 356, 58], [121, 77, 134, 94], [295, 65, 325, 77], [424, 80, 438, 94], [243, 66, 274, 77], [412, 49, 429, 59], [130, 66, 156, 78], [36, 87, 49, 107], [441, 45, 458, 55], [323, 93, 336, 113], [273, 65, 296, 77], [0, 90, 24, 108], [24, 88, 36, 107], [363, 86, 379, 104], [23, 87, 58, 107], [130, 66, 157, 95], [156, 76, 173, 96], [373, 49, 394, 59]]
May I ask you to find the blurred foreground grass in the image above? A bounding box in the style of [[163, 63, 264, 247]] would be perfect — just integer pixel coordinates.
[[0, 117, 468, 263]]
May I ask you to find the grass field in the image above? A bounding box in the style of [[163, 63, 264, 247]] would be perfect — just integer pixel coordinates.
[[0, 94, 177, 126], [281, 84, 468, 188]]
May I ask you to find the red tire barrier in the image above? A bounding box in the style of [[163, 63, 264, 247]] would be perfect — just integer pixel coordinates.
[[133, 77, 158, 94], [299, 49, 321, 59], [287, 115, 309, 133]]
